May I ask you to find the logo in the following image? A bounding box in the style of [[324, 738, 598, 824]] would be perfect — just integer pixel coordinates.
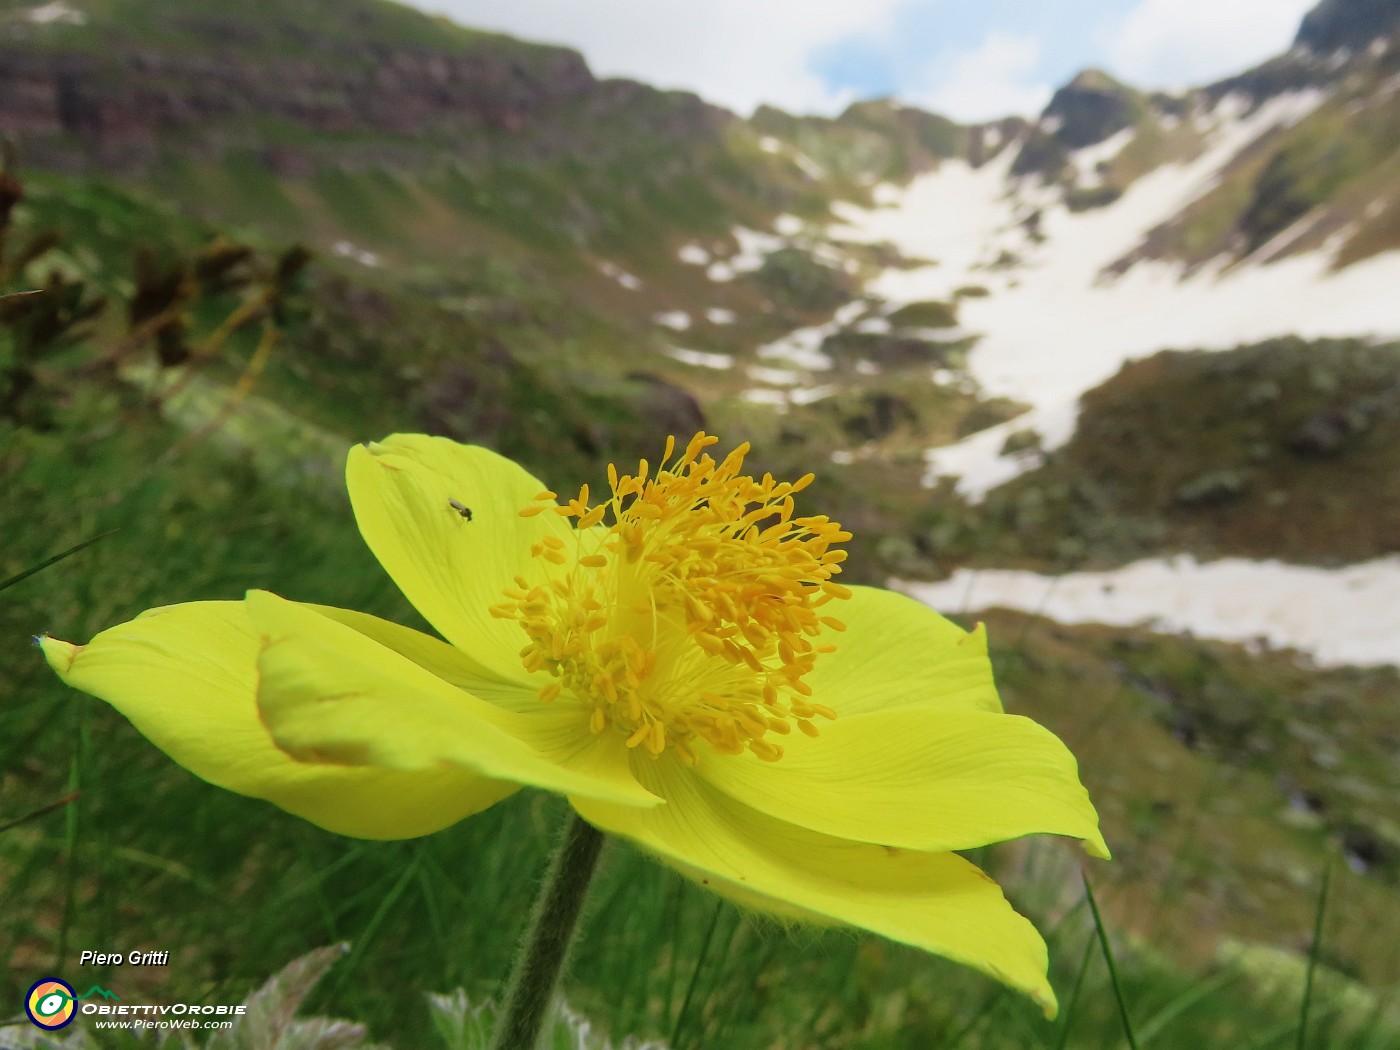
[[23, 979, 120, 1030], [26, 978, 76, 1030]]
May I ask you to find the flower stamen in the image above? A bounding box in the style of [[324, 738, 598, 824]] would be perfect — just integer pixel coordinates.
[[492, 433, 851, 761]]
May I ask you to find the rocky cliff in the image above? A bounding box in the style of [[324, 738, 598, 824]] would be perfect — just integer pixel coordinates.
[[0, 0, 730, 169], [1296, 0, 1400, 52]]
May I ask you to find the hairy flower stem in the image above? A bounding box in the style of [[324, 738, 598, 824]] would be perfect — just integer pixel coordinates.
[[489, 811, 605, 1050]]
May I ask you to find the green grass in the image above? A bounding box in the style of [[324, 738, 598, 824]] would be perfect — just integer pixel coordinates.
[[1, 0, 529, 67]]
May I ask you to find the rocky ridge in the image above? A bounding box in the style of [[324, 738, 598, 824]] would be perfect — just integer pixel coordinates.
[[0, 0, 730, 171]]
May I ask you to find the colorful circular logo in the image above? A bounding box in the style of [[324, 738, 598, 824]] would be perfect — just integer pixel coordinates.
[[26, 978, 77, 1030]]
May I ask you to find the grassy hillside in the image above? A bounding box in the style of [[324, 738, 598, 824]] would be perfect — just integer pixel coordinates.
[[0, 0, 508, 59], [910, 337, 1400, 574]]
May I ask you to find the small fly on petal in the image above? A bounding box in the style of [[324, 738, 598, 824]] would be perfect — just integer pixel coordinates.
[[448, 498, 473, 522]]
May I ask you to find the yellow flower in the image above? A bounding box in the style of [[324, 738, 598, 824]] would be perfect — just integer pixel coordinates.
[[41, 432, 1106, 1015]]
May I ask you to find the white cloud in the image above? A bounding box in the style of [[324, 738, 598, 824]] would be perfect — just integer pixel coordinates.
[[406, 0, 904, 115], [1103, 0, 1317, 89], [911, 33, 1053, 122]]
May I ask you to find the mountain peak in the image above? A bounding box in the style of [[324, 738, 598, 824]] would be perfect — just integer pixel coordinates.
[[1063, 68, 1129, 93], [1041, 68, 1142, 149], [1295, 0, 1400, 52]]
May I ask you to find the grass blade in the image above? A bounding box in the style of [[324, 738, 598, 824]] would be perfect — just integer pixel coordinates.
[[0, 527, 120, 594], [327, 852, 421, 999], [942, 984, 1006, 1049], [1138, 967, 1239, 1046], [1296, 862, 1331, 1050], [1053, 934, 1097, 1050], [671, 900, 724, 1049], [1084, 872, 1141, 1050], [0, 790, 81, 834]]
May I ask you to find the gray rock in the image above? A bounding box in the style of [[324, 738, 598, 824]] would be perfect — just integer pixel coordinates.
[[1173, 468, 1249, 506]]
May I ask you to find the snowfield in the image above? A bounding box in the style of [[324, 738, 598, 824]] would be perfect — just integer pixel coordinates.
[[896, 556, 1400, 668], [748, 89, 1400, 666], [828, 90, 1400, 500]]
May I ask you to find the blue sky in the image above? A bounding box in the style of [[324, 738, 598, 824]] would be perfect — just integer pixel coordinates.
[[813, 1, 1130, 108], [409, 0, 1318, 120]]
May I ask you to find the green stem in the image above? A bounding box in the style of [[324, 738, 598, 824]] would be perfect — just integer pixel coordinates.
[[490, 811, 605, 1050]]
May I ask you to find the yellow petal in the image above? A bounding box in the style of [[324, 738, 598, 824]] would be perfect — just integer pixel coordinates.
[[308, 603, 548, 712], [808, 586, 1003, 716], [345, 434, 573, 682], [572, 760, 1058, 1016], [696, 709, 1109, 858], [247, 590, 658, 809], [39, 602, 516, 840]]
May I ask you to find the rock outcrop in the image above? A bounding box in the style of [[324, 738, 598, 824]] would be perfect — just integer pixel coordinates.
[[0, 1, 729, 169], [1296, 0, 1400, 53]]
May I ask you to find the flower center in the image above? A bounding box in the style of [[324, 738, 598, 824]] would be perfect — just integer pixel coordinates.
[[491, 433, 851, 763]]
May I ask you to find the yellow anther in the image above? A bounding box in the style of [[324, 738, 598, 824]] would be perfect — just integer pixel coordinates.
[[646, 721, 666, 756], [492, 433, 851, 761]]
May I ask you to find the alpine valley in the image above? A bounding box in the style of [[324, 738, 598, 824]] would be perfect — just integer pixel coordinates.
[[3, 0, 1400, 1046]]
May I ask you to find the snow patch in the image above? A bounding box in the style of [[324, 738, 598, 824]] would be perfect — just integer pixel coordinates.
[[756, 302, 865, 372], [597, 261, 641, 290], [896, 556, 1400, 668], [653, 311, 692, 331], [705, 226, 786, 283], [774, 214, 805, 236], [742, 388, 789, 407], [790, 384, 837, 405], [27, 1, 84, 24], [830, 89, 1382, 502], [1071, 127, 1135, 188], [677, 243, 710, 266], [747, 365, 803, 386], [793, 152, 827, 181], [664, 346, 734, 370], [731, 227, 785, 271], [704, 307, 737, 325], [758, 325, 834, 371], [332, 240, 380, 268]]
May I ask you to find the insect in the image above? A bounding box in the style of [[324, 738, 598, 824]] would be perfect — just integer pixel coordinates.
[[448, 498, 473, 521]]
